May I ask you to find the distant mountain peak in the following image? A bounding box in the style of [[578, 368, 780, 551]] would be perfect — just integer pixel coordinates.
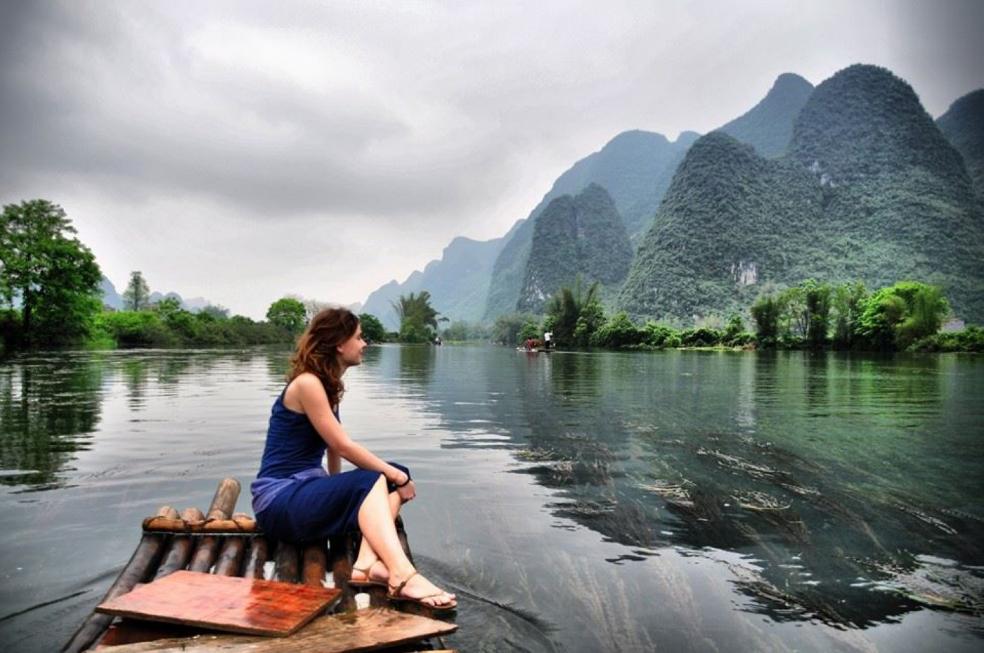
[[790, 63, 968, 186], [718, 71, 814, 158], [772, 72, 813, 92], [937, 88, 984, 195]]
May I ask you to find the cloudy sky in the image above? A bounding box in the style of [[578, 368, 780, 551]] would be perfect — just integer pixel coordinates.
[[1, 1, 981, 319]]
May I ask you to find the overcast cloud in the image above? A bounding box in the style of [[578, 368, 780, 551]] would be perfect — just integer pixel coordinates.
[[1, 0, 982, 319]]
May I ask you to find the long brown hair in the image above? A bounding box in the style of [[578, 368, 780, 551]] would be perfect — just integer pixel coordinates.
[[287, 307, 360, 408]]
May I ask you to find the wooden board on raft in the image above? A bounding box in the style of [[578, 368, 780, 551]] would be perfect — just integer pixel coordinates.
[[89, 608, 457, 652], [95, 570, 340, 637]]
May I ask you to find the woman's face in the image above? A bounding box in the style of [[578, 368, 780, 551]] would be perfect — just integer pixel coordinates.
[[336, 324, 367, 368]]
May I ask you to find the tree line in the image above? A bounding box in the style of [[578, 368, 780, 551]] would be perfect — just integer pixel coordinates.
[[0, 199, 370, 353], [485, 277, 982, 353], [3, 199, 978, 355]]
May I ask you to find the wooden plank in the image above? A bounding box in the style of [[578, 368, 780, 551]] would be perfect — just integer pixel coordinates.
[[96, 570, 340, 637], [89, 608, 457, 652]]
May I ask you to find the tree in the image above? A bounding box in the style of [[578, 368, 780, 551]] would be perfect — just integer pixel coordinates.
[[492, 312, 539, 346], [122, 271, 151, 311], [592, 312, 647, 348], [831, 282, 867, 349], [267, 297, 307, 334], [802, 279, 832, 348], [897, 284, 949, 348], [359, 313, 387, 343], [0, 199, 102, 346], [858, 281, 950, 350], [199, 304, 230, 320], [750, 293, 782, 344], [545, 277, 601, 347], [392, 291, 440, 343]]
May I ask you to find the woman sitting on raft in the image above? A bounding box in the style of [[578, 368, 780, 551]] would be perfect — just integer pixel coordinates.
[[251, 307, 456, 610]]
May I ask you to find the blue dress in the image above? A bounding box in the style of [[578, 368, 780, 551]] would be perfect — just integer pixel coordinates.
[[251, 390, 409, 543]]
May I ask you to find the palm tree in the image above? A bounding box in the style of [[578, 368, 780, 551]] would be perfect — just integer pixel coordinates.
[[545, 276, 600, 346], [391, 291, 441, 342]]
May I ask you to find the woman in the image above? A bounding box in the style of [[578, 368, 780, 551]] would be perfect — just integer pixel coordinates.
[[251, 307, 456, 610]]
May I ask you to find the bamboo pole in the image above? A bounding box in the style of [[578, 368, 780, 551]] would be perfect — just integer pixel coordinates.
[[242, 536, 269, 579], [153, 507, 205, 580], [212, 514, 250, 576], [302, 542, 328, 587], [273, 540, 300, 583], [141, 516, 257, 533], [205, 478, 241, 521], [187, 481, 241, 573], [328, 533, 357, 611], [60, 506, 177, 653]]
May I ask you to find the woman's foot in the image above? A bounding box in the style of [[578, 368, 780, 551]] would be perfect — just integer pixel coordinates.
[[387, 569, 457, 610], [349, 559, 389, 587]]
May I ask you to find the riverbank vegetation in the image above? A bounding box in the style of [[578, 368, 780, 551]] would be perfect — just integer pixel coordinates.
[[491, 278, 982, 353], [1, 200, 317, 353], [3, 199, 979, 355]]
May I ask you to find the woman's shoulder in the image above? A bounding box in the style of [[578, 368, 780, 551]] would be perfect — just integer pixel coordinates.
[[283, 372, 324, 410], [290, 371, 322, 388]]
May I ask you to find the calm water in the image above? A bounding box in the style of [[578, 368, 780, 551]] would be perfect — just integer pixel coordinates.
[[0, 345, 982, 652]]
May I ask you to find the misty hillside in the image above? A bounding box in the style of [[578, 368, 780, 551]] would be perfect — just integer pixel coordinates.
[[518, 184, 633, 313], [484, 73, 818, 321], [483, 130, 698, 320], [361, 232, 513, 330], [718, 72, 815, 158], [937, 88, 984, 197], [621, 64, 984, 323]]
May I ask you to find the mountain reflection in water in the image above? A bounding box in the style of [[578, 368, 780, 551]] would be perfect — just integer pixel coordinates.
[[433, 349, 984, 630]]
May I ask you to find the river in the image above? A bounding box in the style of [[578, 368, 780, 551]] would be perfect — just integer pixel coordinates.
[[0, 345, 981, 651]]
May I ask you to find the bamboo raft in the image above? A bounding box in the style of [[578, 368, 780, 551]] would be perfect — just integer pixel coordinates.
[[62, 479, 457, 653]]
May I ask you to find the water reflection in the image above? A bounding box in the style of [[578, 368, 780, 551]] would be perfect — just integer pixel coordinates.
[[398, 344, 435, 388], [418, 348, 983, 630], [0, 354, 104, 489], [1, 346, 981, 648]]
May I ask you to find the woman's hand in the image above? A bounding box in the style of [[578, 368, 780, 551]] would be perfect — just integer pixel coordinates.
[[397, 480, 416, 503]]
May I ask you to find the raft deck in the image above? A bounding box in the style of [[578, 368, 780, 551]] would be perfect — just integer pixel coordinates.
[[62, 479, 456, 653]]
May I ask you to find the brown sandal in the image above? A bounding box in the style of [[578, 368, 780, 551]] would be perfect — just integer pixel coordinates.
[[387, 570, 457, 612], [349, 560, 387, 588]]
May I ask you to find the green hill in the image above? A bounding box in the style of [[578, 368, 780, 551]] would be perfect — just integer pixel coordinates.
[[937, 89, 984, 197], [618, 132, 824, 321], [719, 72, 815, 157], [483, 130, 697, 320], [518, 184, 633, 313], [621, 65, 984, 323]]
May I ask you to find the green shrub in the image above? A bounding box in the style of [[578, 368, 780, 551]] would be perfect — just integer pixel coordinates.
[[96, 311, 175, 347], [679, 327, 723, 347], [645, 322, 680, 348], [592, 312, 647, 348]]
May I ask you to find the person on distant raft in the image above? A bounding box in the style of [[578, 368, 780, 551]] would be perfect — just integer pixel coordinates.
[[251, 308, 456, 611]]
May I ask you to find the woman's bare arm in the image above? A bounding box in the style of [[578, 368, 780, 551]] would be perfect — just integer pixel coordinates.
[[327, 449, 341, 475], [290, 374, 407, 484]]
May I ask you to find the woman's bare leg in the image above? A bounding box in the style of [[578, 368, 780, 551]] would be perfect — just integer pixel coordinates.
[[356, 476, 455, 607], [351, 487, 403, 582]]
